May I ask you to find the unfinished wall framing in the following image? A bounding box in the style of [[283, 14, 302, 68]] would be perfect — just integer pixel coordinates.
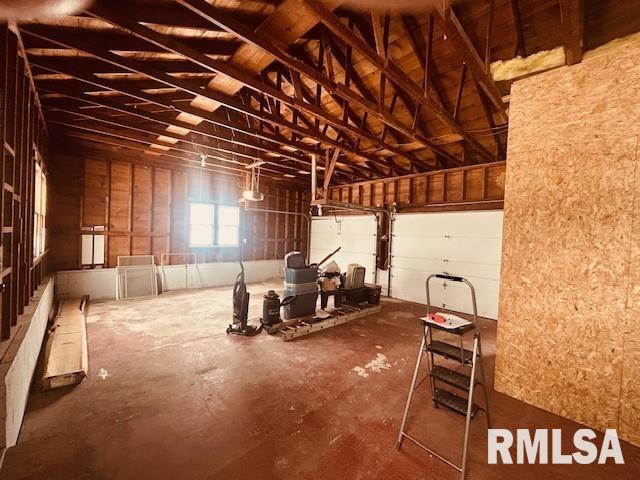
[[48, 140, 310, 271], [0, 25, 49, 343], [327, 162, 505, 211], [495, 34, 640, 446]]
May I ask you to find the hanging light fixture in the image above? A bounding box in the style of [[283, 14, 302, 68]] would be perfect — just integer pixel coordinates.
[[242, 159, 265, 202]]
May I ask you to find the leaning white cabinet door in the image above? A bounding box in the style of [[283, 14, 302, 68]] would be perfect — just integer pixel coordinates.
[[310, 215, 378, 284], [390, 210, 503, 319]]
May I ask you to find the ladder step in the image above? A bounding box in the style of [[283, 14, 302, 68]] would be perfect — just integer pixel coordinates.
[[426, 341, 473, 364], [433, 389, 479, 418], [430, 365, 474, 391]]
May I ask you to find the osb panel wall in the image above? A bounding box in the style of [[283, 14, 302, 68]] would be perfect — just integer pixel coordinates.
[[328, 162, 505, 211], [495, 35, 640, 446], [49, 146, 309, 270]]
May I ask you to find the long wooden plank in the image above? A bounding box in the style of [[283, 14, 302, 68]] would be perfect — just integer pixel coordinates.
[[42, 297, 89, 390]]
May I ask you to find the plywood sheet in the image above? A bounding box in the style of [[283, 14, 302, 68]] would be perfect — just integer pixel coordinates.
[[619, 141, 640, 445], [496, 141, 637, 431], [495, 33, 640, 446]]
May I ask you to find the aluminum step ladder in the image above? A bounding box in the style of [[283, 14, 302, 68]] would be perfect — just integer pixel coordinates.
[[396, 273, 492, 479]]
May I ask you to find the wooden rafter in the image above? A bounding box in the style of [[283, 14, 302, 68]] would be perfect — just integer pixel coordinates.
[[20, 27, 390, 172], [559, 0, 585, 65], [175, 0, 458, 165], [509, 0, 527, 58], [47, 117, 305, 178], [84, 2, 410, 168], [475, 81, 506, 161], [43, 103, 305, 175], [453, 63, 467, 120], [434, 6, 508, 124]]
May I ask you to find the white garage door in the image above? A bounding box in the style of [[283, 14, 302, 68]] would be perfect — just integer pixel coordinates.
[[310, 215, 377, 284], [390, 211, 503, 319]]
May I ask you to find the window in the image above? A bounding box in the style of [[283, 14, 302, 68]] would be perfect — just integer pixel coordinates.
[[217, 205, 240, 246], [33, 163, 47, 258], [189, 203, 240, 247], [81, 225, 105, 268]]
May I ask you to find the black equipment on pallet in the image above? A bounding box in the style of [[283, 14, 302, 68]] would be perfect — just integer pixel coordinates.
[[261, 290, 295, 326], [226, 260, 261, 336]]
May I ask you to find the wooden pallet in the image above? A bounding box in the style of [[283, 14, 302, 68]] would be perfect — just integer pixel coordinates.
[[267, 303, 382, 341]]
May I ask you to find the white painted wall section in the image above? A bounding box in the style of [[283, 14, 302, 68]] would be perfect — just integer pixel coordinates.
[[0, 277, 54, 448], [55, 259, 284, 300], [390, 211, 503, 319], [310, 215, 378, 284]]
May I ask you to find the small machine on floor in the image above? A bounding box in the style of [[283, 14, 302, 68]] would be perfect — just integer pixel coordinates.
[[396, 273, 491, 479], [227, 248, 383, 340], [261, 290, 295, 327], [226, 260, 261, 336]]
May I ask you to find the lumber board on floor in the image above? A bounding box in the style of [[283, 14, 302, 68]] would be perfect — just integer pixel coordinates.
[[42, 297, 89, 390]]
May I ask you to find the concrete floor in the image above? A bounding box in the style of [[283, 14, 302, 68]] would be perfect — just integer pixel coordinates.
[[2, 280, 639, 480]]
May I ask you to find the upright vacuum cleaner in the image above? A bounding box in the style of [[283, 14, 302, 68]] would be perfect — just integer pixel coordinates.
[[226, 230, 261, 335]]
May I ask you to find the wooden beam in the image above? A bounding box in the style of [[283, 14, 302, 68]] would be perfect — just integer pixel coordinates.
[[36, 78, 314, 163], [323, 148, 340, 193], [453, 63, 467, 120], [509, 0, 527, 58], [47, 119, 299, 178], [44, 105, 302, 175], [559, 0, 584, 65], [177, 0, 460, 163], [398, 16, 495, 163], [434, 7, 508, 124], [41, 86, 369, 181], [475, 81, 506, 161], [484, 0, 495, 71], [20, 28, 385, 168], [50, 128, 294, 181], [84, 2, 404, 166]]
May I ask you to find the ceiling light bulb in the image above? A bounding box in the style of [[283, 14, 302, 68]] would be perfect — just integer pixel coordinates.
[[200, 154, 206, 167]]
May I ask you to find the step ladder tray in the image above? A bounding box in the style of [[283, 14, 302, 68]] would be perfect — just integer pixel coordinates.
[[421, 312, 474, 334]]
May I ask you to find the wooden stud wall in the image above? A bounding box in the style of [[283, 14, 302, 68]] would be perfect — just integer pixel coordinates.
[[0, 25, 49, 342], [328, 162, 505, 211], [48, 141, 309, 270]]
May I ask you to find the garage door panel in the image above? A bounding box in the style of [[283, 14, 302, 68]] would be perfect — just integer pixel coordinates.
[[392, 252, 500, 281], [446, 237, 503, 265], [390, 266, 445, 307], [439, 282, 499, 319], [391, 256, 443, 274], [394, 211, 503, 238], [391, 211, 503, 320], [310, 216, 377, 284]]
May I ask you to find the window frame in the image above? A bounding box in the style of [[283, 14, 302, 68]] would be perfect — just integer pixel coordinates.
[[33, 162, 47, 260], [188, 201, 240, 248]]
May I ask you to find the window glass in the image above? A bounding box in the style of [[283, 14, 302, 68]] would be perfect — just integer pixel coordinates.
[[189, 203, 215, 246], [218, 205, 240, 227], [189, 203, 239, 247], [33, 163, 46, 258]]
